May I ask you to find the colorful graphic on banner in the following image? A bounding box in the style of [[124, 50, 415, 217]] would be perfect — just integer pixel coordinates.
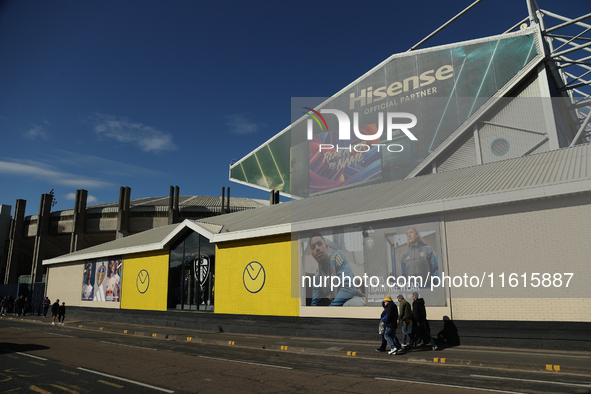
[[310, 126, 382, 194], [299, 219, 445, 307], [81, 256, 122, 303], [231, 31, 539, 197]]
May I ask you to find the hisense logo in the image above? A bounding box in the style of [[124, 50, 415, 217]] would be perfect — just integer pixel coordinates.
[[349, 64, 454, 110]]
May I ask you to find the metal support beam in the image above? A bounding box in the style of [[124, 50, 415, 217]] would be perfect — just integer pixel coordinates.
[[570, 108, 591, 146], [543, 11, 591, 33], [479, 121, 547, 135], [522, 137, 549, 156], [408, 0, 482, 51]]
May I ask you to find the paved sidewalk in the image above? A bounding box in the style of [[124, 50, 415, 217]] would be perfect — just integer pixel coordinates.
[[3, 314, 590, 375]]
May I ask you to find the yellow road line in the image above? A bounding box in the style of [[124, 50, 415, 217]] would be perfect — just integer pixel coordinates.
[[98, 379, 125, 388]]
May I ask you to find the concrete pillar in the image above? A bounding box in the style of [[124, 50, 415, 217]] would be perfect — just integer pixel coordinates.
[[0, 205, 13, 283], [69, 189, 88, 253], [168, 186, 179, 224], [116, 186, 131, 239], [31, 194, 52, 284], [4, 200, 26, 284], [174, 185, 179, 222]]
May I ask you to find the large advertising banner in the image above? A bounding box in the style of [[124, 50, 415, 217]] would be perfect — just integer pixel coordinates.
[[309, 127, 382, 194], [230, 30, 540, 198], [299, 218, 445, 307], [82, 256, 122, 303]]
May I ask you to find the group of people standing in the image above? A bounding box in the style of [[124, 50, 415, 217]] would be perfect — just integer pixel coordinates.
[[1, 295, 66, 325], [377, 292, 437, 355], [42, 297, 66, 325], [0, 295, 29, 316]]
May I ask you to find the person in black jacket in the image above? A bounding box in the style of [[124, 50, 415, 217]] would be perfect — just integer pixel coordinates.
[[375, 296, 403, 355], [58, 302, 66, 325], [43, 297, 51, 318], [51, 299, 60, 325], [411, 292, 437, 350]]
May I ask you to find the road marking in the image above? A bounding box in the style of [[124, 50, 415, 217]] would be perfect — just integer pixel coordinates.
[[44, 331, 75, 338], [77, 367, 174, 393], [375, 377, 526, 393], [453, 348, 591, 360], [50, 384, 79, 393], [470, 374, 591, 388], [29, 361, 45, 366], [98, 379, 125, 388], [195, 355, 293, 370], [1, 349, 47, 361], [98, 341, 157, 351], [29, 386, 52, 394], [61, 369, 79, 375]]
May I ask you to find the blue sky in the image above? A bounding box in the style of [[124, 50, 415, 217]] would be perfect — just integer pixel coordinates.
[[0, 0, 586, 216]]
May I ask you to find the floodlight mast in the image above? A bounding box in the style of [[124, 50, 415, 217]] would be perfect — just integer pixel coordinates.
[[526, 0, 538, 26]]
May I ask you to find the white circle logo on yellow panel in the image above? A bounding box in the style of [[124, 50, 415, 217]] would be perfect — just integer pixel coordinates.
[[243, 261, 265, 293]]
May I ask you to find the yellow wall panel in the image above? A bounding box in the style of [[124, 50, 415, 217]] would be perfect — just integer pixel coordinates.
[[121, 250, 169, 311], [215, 235, 298, 316]]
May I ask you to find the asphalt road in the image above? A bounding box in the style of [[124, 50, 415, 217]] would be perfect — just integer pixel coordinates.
[[1, 319, 590, 393]]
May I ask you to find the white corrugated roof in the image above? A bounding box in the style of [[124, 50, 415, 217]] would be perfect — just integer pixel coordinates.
[[201, 142, 591, 242]]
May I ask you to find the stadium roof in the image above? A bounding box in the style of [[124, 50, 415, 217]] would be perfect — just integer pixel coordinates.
[[33, 195, 269, 220]]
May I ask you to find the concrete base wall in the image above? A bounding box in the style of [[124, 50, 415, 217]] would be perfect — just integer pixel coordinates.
[[65, 306, 591, 351]]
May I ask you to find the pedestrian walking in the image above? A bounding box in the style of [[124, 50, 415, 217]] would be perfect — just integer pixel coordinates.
[[51, 299, 60, 325], [397, 294, 413, 348], [43, 297, 51, 318], [410, 292, 437, 350], [15, 295, 24, 316], [375, 295, 403, 355], [58, 302, 66, 324]]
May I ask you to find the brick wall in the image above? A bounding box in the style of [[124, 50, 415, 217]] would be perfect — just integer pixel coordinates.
[[444, 194, 591, 322]]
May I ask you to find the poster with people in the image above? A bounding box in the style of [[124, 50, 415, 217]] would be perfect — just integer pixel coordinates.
[[299, 217, 446, 307], [81, 256, 122, 303]]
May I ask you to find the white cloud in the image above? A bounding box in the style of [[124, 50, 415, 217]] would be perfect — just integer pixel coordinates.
[[87, 195, 98, 204], [0, 160, 115, 189], [47, 149, 168, 178], [225, 113, 263, 134], [65, 192, 98, 204], [91, 113, 177, 153], [24, 124, 50, 140]]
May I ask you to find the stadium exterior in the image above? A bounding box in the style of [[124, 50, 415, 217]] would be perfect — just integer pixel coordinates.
[[39, 3, 591, 345], [0, 187, 268, 304]]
